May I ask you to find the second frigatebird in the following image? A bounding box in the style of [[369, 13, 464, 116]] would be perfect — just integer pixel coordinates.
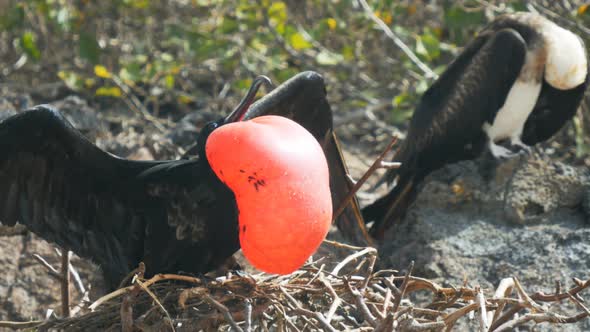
[[363, 12, 589, 239]]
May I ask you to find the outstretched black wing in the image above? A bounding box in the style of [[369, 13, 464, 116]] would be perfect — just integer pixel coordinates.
[[245, 71, 370, 245], [0, 106, 239, 288]]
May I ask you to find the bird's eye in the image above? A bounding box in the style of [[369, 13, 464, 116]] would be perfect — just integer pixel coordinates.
[[206, 122, 219, 132]]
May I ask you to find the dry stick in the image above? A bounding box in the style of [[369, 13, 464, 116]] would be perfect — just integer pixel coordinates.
[[204, 294, 244, 332], [494, 311, 589, 332], [512, 277, 544, 312], [142, 273, 203, 288], [70, 291, 90, 317], [305, 264, 325, 286], [135, 278, 176, 332], [392, 261, 414, 314], [55, 248, 86, 295], [488, 278, 515, 327], [323, 239, 368, 251], [279, 286, 301, 310], [381, 277, 393, 317], [476, 287, 489, 332], [566, 292, 590, 316], [346, 281, 377, 327], [0, 320, 44, 329], [89, 287, 132, 311], [531, 278, 590, 301], [388, 275, 477, 298], [357, 0, 438, 79], [361, 253, 378, 291], [373, 312, 394, 332], [291, 308, 337, 332], [280, 282, 339, 331], [244, 299, 253, 332], [320, 276, 342, 323], [332, 135, 399, 222], [402, 319, 447, 331], [443, 303, 479, 331], [382, 277, 402, 297], [120, 294, 134, 332], [32, 253, 61, 279], [488, 304, 524, 331], [331, 247, 378, 276], [61, 250, 71, 318]]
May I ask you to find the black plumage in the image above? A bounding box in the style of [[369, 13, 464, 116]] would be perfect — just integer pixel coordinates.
[[0, 71, 361, 289], [363, 13, 589, 238]]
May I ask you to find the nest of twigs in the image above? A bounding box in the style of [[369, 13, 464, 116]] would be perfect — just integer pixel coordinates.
[[9, 240, 590, 331]]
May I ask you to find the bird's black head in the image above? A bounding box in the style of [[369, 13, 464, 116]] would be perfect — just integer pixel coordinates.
[[196, 76, 273, 158]]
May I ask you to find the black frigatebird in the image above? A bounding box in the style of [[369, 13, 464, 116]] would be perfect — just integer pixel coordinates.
[[0, 71, 364, 289], [363, 12, 589, 238]]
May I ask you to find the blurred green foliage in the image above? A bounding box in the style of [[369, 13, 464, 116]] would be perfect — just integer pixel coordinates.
[[0, 0, 589, 157]]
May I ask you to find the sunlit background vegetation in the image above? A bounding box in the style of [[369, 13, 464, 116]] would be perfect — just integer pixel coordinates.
[[1, 0, 589, 162]]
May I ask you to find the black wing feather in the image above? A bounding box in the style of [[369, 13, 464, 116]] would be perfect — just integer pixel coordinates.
[[522, 68, 590, 145]]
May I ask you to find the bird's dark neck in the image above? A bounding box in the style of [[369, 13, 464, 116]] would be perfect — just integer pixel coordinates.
[[196, 120, 223, 159]]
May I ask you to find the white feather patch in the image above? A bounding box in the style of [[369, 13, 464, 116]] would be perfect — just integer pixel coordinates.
[[543, 23, 588, 89], [483, 80, 542, 142]]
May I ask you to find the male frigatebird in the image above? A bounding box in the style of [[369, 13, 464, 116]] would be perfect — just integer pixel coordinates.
[[363, 12, 589, 238], [0, 71, 363, 289]]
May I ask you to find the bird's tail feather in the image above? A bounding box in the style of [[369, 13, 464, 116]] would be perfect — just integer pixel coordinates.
[[362, 140, 417, 239], [362, 170, 416, 240]]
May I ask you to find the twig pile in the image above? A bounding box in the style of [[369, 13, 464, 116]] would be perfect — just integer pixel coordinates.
[[4, 241, 590, 331]]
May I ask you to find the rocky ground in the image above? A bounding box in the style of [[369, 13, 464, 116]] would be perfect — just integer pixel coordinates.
[[0, 85, 589, 331]]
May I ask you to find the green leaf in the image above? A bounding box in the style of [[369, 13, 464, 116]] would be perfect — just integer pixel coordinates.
[[220, 17, 239, 34], [393, 93, 409, 107], [79, 31, 101, 64], [415, 38, 428, 59], [120, 62, 142, 83], [341, 45, 354, 61], [289, 32, 312, 50], [444, 5, 485, 29], [123, 0, 150, 9], [164, 74, 175, 89], [20, 32, 41, 60], [268, 2, 287, 27], [415, 31, 441, 61], [420, 32, 441, 60], [0, 5, 25, 30], [96, 86, 122, 97], [94, 65, 112, 79]]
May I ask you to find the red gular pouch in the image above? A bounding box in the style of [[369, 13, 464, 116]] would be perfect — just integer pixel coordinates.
[[205, 115, 332, 274]]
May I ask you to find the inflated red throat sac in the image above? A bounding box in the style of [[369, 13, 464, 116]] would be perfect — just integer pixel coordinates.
[[205, 115, 332, 274]]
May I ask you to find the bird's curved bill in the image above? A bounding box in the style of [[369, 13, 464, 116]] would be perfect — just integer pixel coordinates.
[[224, 76, 273, 124]]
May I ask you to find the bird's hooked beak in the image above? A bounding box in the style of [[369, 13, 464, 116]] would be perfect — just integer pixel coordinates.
[[224, 76, 273, 124]]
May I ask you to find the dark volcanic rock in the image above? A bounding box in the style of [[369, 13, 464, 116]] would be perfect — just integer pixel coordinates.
[[377, 153, 590, 331]]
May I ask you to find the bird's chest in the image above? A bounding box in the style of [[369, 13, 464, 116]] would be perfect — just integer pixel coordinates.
[[484, 80, 542, 141]]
